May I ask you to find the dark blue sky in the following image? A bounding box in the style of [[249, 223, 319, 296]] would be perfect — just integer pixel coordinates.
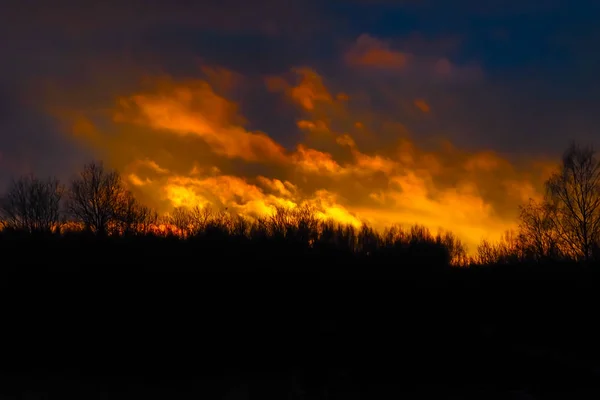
[[1, 0, 600, 185]]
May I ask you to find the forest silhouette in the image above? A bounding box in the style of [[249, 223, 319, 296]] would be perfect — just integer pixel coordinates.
[[2, 142, 600, 399], [2, 141, 600, 272]]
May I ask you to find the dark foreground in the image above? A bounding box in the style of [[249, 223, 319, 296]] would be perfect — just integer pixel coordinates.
[[2, 268, 600, 400]]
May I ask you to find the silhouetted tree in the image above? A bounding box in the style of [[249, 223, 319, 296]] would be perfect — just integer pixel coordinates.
[[476, 230, 523, 265], [189, 205, 214, 234], [436, 230, 469, 266], [476, 239, 497, 265], [518, 199, 563, 261], [0, 174, 64, 233], [357, 225, 380, 255], [268, 205, 295, 239], [545, 142, 600, 261], [167, 207, 193, 236], [229, 215, 251, 238], [117, 191, 157, 235], [66, 161, 126, 236], [314, 220, 356, 254], [293, 204, 320, 245]]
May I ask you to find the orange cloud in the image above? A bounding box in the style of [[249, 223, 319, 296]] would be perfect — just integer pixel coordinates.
[[266, 67, 334, 111], [414, 99, 430, 113], [346, 34, 410, 69], [297, 119, 330, 133], [114, 77, 288, 164], [345, 34, 484, 82], [55, 66, 550, 255], [292, 145, 344, 175], [257, 176, 297, 198]]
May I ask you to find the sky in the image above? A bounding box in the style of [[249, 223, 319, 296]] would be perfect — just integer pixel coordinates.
[[1, 0, 600, 251]]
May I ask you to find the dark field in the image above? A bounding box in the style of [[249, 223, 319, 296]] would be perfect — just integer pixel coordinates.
[[2, 257, 600, 400]]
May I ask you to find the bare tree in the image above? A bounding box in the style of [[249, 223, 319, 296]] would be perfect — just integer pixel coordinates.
[[518, 199, 563, 261], [545, 142, 600, 261], [268, 205, 295, 238], [476, 231, 524, 265], [167, 207, 192, 236], [229, 215, 251, 238], [436, 230, 469, 266], [66, 161, 126, 235], [189, 205, 214, 234], [0, 174, 64, 233], [476, 239, 498, 265], [117, 191, 157, 235], [293, 204, 319, 245]]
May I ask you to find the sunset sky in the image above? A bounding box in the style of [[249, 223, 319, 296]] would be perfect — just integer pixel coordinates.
[[1, 0, 599, 250]]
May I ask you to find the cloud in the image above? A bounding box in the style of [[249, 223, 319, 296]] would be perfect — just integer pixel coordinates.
[[345, 34, 484, 84], [113, 76, 289, 164], [414, 99, 430, 113], [4, 0, 596, 200], [51, 63, 558, 255], [346, 34, 411, 69], [266, 68, 335, 111]]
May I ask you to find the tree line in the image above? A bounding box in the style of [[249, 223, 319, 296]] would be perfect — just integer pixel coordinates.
[[1, 141, 600, 267], [0, 161, 468, 267]]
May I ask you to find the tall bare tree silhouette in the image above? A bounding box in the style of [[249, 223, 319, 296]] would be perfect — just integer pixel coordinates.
[[545, 142, 600, 261], [66, 161, 126, 236], [518, 199, 562, 261]]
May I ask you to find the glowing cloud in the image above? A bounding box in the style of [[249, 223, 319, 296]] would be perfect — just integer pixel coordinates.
[[54, 60, 550, 255], [114, 77, 288, 164]]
